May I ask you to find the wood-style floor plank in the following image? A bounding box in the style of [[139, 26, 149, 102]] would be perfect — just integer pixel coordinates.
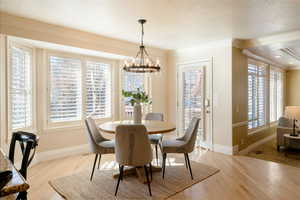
[[27, 148, 300, 200]]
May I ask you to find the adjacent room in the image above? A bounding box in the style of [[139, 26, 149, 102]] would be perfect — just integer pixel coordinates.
[[0, 0, 300, 199]]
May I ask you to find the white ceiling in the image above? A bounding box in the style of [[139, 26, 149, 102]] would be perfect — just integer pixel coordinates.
[[1, 0, 300, 49], [249, 39, 300, 69]]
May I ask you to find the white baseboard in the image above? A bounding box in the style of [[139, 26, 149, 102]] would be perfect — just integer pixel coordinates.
[[35, 144, 89, 164], [238, 134, 275, 155], [10, 144, 90, 168], [213, 144, 238, 155]]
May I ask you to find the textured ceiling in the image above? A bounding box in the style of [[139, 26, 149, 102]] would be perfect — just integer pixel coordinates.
[[1, 0, 300, 49]]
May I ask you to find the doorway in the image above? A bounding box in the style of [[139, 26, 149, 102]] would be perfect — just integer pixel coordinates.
[[177, 60, 213, 149]]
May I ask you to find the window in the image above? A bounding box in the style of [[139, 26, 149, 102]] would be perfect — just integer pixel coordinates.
[[248, 61, 267, 130], [9, 45, 33, 130], [270, 68, 283, 122], [86, 61, 111, 118], [49, 56, 82, 123], [122, 72, 146, 114]]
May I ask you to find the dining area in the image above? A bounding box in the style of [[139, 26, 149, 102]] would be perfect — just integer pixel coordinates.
[[49, 113, 219, 199]]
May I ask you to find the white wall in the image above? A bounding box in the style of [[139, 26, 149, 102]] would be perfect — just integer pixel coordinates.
[[167, 40, 233, 154]]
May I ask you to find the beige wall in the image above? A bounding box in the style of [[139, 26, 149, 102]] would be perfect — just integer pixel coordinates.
[[231, 47, 278, 151], [0, 12, 168, 154], [167, 40, 233, 151], [286, 70, 300, 106]]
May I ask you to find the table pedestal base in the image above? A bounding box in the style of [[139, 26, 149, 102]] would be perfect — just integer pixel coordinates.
[[113, 165, 162, 184]]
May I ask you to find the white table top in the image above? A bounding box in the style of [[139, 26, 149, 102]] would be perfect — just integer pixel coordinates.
[[98, 120, 176, 135], [284, 134, 300, 139]]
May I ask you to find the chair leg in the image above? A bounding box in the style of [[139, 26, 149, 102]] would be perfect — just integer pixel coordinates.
[[97, 154, 102, 169], [144, 165, 152, 196], [115, 165, 124, 196], [90, 154, 98, 181], [162, 153, 167, 179], [185, 153, 193, 180], [155, 144, 159, 166], [277, 145, 280, 152], [149, 163, 153, 180], [184, 153, 188, 169]]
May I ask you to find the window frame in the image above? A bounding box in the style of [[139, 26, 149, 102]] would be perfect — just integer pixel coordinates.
[[46, 50, 115, 129], [269, 66, 284, 123], [247, 59, 268, 133], [119, 66, 152, 120], [7, 41, 37, 134]]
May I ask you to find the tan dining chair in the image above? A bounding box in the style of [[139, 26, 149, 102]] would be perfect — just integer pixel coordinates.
[[114, 124, 153, 196], [160, 117, 200, 180], [85, 116, 115, 181], [145, 112, 164, 165]]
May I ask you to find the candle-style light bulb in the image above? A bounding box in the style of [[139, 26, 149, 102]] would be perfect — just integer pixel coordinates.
[[156, 59, 160, 66]]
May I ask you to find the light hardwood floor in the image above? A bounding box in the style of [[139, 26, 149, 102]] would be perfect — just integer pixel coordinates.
[[27, 148, 300, 200]]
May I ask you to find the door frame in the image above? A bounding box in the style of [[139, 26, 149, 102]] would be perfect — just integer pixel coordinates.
[[176, 58, 214, 150]]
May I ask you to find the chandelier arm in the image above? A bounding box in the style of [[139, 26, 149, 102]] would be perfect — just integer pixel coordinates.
[[143, 48, 155, 64]]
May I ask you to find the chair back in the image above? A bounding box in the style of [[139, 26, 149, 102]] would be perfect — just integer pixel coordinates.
[[278, 117, 293, 128], [145, 113, 164, 121], [115, 125, 152, 166], [85, 117, 107, 153], [9, 131, 39, 179], [182, 117, 200, 152]]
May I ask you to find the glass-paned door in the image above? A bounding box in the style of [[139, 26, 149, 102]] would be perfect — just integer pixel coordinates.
[[178, 62, 212, 149]]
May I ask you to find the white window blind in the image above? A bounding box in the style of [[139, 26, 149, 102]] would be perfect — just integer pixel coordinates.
[[9, 46, 33, 130], [248, 62, 267, 129], [86, 61, 111, 118], [49, 56, 82, 122], [270, 68, 283, 122]]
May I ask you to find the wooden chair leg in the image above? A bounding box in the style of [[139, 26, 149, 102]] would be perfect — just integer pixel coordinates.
[[90, 154, 98, 181], [162, 153, 167, 179], [144, 165, 152, 196], [97, 154, 102, 169], [155, 144, 159, 166], [115, 165, 124, 196], [185, 153, 193, 180]]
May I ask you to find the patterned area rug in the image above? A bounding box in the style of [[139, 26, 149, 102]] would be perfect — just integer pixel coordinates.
[[246, 137, 300, 168], [49, 158, 219, 200]]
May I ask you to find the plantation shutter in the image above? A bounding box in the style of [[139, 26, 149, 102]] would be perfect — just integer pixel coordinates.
[[9, 46, 33, 130], [270, 68, 283, 122], [277, 72, 283, 119], [49, 56, 82, 122], [248, 62, 266, 129], [122, 72, 146, 114], [86, 61, 111, 118], [182, 69, 203, 132]]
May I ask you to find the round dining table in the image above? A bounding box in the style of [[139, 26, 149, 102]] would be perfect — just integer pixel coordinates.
[[98, 120, 176, 183], [98, 120, 176, 135]]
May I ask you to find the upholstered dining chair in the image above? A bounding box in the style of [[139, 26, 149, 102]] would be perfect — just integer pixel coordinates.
[[85, 116, 115, 181], [145, 112, 164, 165], [160, 117, 200, 180], [114, 124, 153, 196]]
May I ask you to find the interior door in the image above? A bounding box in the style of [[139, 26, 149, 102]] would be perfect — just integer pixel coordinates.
[[177, 61, 212, 149]]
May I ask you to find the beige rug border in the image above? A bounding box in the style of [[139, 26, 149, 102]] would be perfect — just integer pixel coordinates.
[[49, 162, 220, 200]]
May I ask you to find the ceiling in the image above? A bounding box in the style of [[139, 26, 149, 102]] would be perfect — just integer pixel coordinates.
[[249, 39, 300, 69], [1, 0, 300, 49]]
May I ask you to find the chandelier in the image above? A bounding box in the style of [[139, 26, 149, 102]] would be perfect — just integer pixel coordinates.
[[123, 19, 161, 73]]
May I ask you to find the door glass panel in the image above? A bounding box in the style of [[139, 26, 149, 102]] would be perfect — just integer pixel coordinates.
[[181, 68, 204, 146]]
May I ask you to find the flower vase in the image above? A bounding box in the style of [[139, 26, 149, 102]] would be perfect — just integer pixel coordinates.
[[133, 102, 142, 124]]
